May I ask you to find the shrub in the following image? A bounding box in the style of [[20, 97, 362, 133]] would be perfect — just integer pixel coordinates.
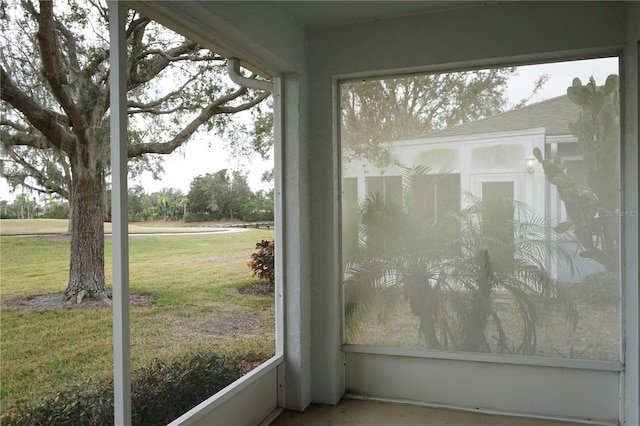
[[183, 212, 223, 222], [247, 238, 275, 286], [1, 351, 243, 426], [578, 271, 619, 309], [238, 196, 274, 222], [240, 210, 274, 222], [42, 202, 69, 219]]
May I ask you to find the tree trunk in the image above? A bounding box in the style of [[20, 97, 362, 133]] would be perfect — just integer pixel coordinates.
[[462, 249, 493, 353], [67, 190, 74, 235], [64, 165, 108, 302]]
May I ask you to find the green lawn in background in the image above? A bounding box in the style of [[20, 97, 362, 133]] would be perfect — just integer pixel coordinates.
[[0, 220, 275, 411]]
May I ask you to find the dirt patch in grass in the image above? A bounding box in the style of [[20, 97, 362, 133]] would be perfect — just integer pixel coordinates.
[[3, 292, 155, 312], [203, 311, 268, 337], [161, 309, 274, 345], [237, 282, 274, 297]]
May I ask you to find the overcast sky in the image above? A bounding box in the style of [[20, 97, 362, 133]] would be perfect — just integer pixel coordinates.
[[0, 56, 618, 202]]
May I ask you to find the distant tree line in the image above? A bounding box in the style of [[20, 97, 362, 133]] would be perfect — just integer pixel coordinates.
[[2, 169, 273, 223], [125, 169, 274, 222], [0, 194, 69, 219], [185, 169, 273, 221]]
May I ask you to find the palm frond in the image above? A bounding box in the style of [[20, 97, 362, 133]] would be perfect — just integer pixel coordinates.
[[344, 169, 580, 355]]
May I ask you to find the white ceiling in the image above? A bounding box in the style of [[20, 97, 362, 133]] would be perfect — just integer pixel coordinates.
[[275, 1, 485, 30]]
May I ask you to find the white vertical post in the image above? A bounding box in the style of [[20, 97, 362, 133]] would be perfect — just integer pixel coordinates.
[[622, 4, 640, 423], [109, 1, 131, 425], [273, 75, 285, 407]]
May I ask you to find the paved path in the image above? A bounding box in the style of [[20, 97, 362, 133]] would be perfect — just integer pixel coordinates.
[[125, 228, 249, 236], [10, 227, 250, 238]]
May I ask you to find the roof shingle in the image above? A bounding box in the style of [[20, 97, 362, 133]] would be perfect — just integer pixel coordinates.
[[420, 95, 580, 139]]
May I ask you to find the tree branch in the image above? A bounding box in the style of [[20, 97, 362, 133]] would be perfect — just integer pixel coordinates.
[[126, 16, 151, 39], [1, 148, 69, 198], [127, 88, 270, 158], [128, 39, 200, 88], [217, 91, 271, 114], [80, 5, 123, 77], [128, 104, 190, 115], [87, 0, 109, 25], [137, 49, 224, 63], [1, 119, 28, 132], [54, 17, 81, 74], [127, 75, 196, 111], [1, 67, 75, 153], [36, 0, 89, 143], [0, 130, 42, 148]]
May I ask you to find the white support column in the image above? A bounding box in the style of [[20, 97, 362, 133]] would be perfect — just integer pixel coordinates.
[[109, 2, 131, 425], [622, 3, 640, 424], [308, 73, 344, 406], [278, 72, 312, 411], [273, 75, 286, 407]]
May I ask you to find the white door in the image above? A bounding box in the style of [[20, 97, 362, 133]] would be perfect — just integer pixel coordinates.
[[468, 172, 526, 207]]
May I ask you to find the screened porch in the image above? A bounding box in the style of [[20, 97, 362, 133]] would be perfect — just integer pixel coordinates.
[[107, 2, 639, 425]]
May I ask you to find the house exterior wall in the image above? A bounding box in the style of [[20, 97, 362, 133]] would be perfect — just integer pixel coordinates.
[[342, 126, 606, 284], [344, 128, 547, 213]]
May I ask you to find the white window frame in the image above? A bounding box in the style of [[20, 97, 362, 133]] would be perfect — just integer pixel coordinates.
[[338, 57, 627, 424], [108, 4, 287, 424]]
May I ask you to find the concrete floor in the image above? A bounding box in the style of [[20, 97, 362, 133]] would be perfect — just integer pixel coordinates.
[[271, 399, 591, 426]]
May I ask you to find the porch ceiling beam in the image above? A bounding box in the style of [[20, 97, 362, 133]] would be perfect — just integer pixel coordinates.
[[128, 0, 302, 77]]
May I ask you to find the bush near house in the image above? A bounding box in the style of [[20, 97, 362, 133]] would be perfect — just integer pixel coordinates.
[[1, 351, 243, 426], [578, 271, 619, 309]]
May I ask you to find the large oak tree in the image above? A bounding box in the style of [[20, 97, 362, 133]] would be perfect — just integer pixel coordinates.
[[0, 0, 270, 302], [340, 69, 547, 169]]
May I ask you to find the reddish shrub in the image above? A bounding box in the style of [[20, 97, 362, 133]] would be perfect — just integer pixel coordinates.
[[247, 238, 275, 286]]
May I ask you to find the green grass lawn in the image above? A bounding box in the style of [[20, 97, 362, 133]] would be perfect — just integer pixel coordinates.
[[0, 220, 275, 411]]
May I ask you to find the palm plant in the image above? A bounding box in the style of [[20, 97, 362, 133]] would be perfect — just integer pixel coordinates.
[[179, 197, 190, 219], [157, 193, 169, 221], [344, 168, 578, 355]]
